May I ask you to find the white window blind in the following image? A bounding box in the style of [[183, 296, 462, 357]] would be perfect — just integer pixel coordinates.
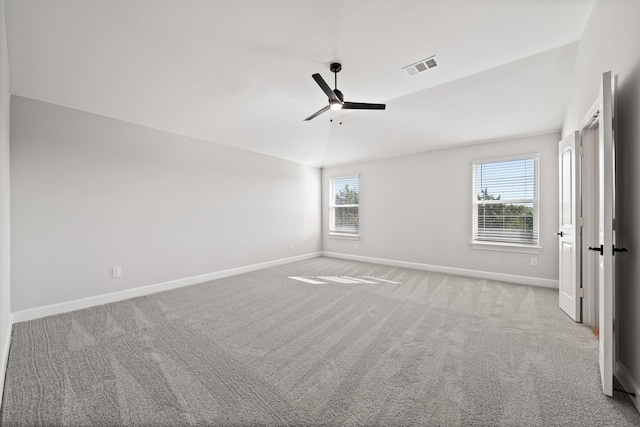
[[329, 176, 359, 235], [472, 156, 539, 245]]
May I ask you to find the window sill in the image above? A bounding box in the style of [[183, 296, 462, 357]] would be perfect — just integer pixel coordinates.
[[329, 233, 360, 240], [471, 241, 541, 254]]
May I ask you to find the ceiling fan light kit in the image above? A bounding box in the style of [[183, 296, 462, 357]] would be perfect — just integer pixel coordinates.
[[304, 62, 386, 121]]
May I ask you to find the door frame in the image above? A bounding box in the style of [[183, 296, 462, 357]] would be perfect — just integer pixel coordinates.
[[579, 100, 601, 328]]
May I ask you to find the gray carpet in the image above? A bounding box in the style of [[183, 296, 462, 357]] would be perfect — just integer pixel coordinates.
[[1, 256, 639, 426]]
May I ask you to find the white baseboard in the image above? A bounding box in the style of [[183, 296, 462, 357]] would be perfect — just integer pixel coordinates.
[[322, 252, 559, 288], [10, 250, 558, 324], [0, 312, 13, 404], [616, 361, 640, 413], [11, 252, 322, 323]]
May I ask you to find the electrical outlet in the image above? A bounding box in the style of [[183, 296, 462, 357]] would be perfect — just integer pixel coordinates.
[[530, 257, 538, 267], [289, 243, 293, 250], [112, 267, 122, 278]]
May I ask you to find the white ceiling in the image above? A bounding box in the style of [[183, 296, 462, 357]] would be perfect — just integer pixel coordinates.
[[5, 0, 594, 167]]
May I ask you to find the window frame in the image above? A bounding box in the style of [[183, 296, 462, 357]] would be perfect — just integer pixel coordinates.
[[471, 154, 541, 253], [328, 175, 360, 240]]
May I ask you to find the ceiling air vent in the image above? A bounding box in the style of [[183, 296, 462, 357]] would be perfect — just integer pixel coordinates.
[[403, 56, 439, 76]]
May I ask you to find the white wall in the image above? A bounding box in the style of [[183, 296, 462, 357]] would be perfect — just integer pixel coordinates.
[[562, 0, 640, 409], [322, 132, 560, 285], [10, 96, 321, 312], [0, 0, 11, 402]]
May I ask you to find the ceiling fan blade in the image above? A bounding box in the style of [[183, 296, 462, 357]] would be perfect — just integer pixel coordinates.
[[304, 105, 330, 121], [312, 73, 340, 103], [342, 102, 386, 110]]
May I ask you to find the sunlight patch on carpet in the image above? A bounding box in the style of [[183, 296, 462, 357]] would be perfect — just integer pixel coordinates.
[[288, 276, 402, 285]]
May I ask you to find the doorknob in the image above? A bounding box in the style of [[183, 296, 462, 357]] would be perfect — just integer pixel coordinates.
[[555, 231, 563, 237], [613, 246, 628, 256], [588, 245, 604, 255]]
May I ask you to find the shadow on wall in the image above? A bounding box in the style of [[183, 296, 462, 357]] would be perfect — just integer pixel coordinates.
[[616, 58, 640, 373]]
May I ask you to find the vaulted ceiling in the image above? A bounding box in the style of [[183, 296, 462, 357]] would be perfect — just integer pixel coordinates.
[[5, 0, 594, 167]]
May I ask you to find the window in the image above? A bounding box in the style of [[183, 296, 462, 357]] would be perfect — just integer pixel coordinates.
[[472, 155, 539, 248], [329, 175, 359, 237]]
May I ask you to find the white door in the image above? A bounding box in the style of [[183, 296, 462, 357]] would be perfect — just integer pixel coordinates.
[[558, 131, 580, 321], [597, 71, 616, 396]]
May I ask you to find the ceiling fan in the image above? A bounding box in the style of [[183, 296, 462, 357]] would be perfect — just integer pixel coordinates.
[[304, 62, 386, 121]]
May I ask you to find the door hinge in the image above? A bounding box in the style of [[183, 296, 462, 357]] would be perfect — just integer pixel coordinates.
[[579, 287, 584, 298]]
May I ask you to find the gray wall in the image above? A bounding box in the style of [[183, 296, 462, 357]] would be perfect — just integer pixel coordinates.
[[10, 96, 321, 312], [562, 0, 640, 405], [322, 132, 560, 283], [0, 0, 11, 400]]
